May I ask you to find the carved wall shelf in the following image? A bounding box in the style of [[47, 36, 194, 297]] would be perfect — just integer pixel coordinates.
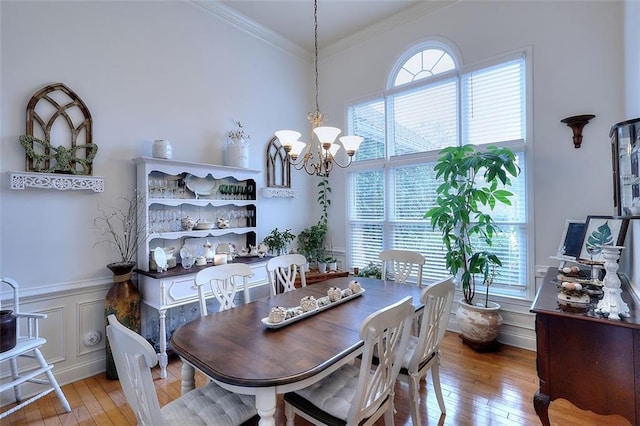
[[9, 171, 104, 192], [262, 187, 299, 198]]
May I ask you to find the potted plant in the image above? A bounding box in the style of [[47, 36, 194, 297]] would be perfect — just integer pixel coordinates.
[[263, 227, 296, 256], [424, 144, 519, 350], [356, 261, 382, 279], [297, 223, 327, 268]]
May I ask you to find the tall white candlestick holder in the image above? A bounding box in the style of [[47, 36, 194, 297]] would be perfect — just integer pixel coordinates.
[[595, 245, 630, 320]]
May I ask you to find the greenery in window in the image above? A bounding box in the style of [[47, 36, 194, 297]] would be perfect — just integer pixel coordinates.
[[424, 144, 520, 307]]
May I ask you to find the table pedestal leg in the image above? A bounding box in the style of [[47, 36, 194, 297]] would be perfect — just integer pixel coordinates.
[[180, 359, 195, 395], [255, 388, 276, 426]]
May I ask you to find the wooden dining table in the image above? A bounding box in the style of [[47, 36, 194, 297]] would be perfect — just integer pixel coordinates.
[[169, 276, 424, 426]]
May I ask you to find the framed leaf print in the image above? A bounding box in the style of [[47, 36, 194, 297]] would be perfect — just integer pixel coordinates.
[[578, 216, 629, 262]]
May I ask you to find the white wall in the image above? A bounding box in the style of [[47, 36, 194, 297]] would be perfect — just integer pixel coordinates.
[[0, 0, 314, 395], [321, 1, 628, 347]]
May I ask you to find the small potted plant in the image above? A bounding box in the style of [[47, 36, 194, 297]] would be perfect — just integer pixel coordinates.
[[356, 261, 382, 279], [262, 227, 296, 256], [297, 223, 326, 268], [424, 144, 519, 350]]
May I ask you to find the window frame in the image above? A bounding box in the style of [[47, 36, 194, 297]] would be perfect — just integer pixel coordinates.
[[347, 43, 535, 302]]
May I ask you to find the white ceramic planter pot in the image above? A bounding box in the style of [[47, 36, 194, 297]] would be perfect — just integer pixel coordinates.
[[456, 300, 503, 345]]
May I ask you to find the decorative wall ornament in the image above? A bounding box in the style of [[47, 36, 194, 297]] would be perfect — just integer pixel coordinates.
[[561, 114, 595, 148], [265, 136, 298, 197], [21, 83, 97, 175]]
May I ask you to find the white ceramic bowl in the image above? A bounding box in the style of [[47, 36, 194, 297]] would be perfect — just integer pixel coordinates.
[[195, 222, 215, 230]]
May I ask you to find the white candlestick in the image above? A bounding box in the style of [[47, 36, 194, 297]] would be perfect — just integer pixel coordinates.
[[595, 245, 630, 320]]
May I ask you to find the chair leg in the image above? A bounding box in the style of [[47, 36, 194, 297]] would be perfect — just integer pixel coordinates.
[[284, 401, 295, 426], [409, 373, 421, 426], [9, 356, 22, 402], [383, 404, 395, 425], [33, 348, 71, 413], [431, 363, 446, 414]]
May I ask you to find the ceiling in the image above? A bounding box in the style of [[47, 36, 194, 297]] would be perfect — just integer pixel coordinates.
[[213, 0, 452, 56]]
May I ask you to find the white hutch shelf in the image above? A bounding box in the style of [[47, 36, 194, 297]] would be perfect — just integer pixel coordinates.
[[133, 157, 267, 378]]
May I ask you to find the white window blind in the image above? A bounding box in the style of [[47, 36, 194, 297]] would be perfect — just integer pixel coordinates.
[[390, 79, 458, 156], [350, 99, 385, 161], [462, 59, 525, 145]]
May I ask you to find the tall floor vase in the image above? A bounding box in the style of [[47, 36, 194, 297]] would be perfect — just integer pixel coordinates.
[[104, 261, 141, 379]]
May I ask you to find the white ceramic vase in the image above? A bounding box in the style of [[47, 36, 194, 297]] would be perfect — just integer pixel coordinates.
[[225, 138, 249, 168]]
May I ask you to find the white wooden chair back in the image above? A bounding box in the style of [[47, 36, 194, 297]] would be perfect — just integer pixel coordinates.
[[266, 254, 307, 296], [379, 249, 425, 286], [283, 297, 414, 425], [107, 314, 259, 426], [408, 276, 454, 371], [106, 314, 166, 426], [348, 296, 414, 423], [194, 263, 253, 314], [401, 276, 454, 425]]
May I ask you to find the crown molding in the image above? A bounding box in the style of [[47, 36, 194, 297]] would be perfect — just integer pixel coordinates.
[[189, 1, 457, 61], [321, 1, 458, 58], [189, 0, 312, 62]]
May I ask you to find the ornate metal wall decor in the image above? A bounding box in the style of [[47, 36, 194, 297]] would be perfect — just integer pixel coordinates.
[[266, 136, 291, 188], [264, 137, 298, 198], [22, 83, 97, 175]]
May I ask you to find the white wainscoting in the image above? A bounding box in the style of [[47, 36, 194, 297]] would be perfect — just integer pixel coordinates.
[[1, 280, 111, 408]]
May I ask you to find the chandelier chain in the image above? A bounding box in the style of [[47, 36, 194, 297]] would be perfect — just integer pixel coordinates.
[[313, 0, 319, 114]]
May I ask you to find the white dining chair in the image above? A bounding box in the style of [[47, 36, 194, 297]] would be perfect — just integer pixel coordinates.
[[194, 263, 253, 314], [266, 253, 307, 296], [379, 249, 426, 286], [283, 296, 414, 426], [0, 277, 71, 419], [399, 275, 454, 425], [106, 314, 258, 426]]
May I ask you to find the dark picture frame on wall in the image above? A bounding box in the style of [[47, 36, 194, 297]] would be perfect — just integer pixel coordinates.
[[578, 215, 630, 263], [557, 219, 586, 261]]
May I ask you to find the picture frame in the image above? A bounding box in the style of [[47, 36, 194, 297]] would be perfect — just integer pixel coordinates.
[[578, 215, 630, 262], [556, 219, 586, 261]]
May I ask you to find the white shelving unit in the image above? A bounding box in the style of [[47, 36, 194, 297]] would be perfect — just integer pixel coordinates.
[[133, 157, 267, 378]]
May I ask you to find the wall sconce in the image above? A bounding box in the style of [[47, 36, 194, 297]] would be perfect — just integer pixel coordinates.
[[561, 114, 595, 148]]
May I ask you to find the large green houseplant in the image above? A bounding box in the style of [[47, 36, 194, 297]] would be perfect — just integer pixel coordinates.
[[424, 144, 519, 348]]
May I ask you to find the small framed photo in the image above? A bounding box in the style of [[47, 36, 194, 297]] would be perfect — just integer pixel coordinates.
[[556, 219, 586, 261], [578, 216, 630, 262]]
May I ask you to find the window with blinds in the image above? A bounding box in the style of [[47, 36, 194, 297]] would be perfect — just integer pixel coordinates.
[[347, 45, 529, 297]]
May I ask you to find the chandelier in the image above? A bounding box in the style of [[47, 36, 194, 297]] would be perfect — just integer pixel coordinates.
[[275, 0, 363, 177]]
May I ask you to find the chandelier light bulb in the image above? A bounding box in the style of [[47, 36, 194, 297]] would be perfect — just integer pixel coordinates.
[[339, 135, 364, 156], [275, 130, 302, 152], [327, 143, 340, 158], [313, 126, 341, 149], [289, 140, 307, 160]]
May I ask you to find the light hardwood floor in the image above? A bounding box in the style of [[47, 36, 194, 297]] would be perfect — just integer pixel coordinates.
[[2, 331, 631, 425]]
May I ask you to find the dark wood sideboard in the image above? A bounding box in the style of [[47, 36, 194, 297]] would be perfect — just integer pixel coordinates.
[[530, 267, 640, 425], [294, 269, 349, 287]]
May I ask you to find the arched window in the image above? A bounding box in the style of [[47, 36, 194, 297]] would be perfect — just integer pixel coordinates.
[[347, 40, 531, 300], [393, 47, 456, 87]]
